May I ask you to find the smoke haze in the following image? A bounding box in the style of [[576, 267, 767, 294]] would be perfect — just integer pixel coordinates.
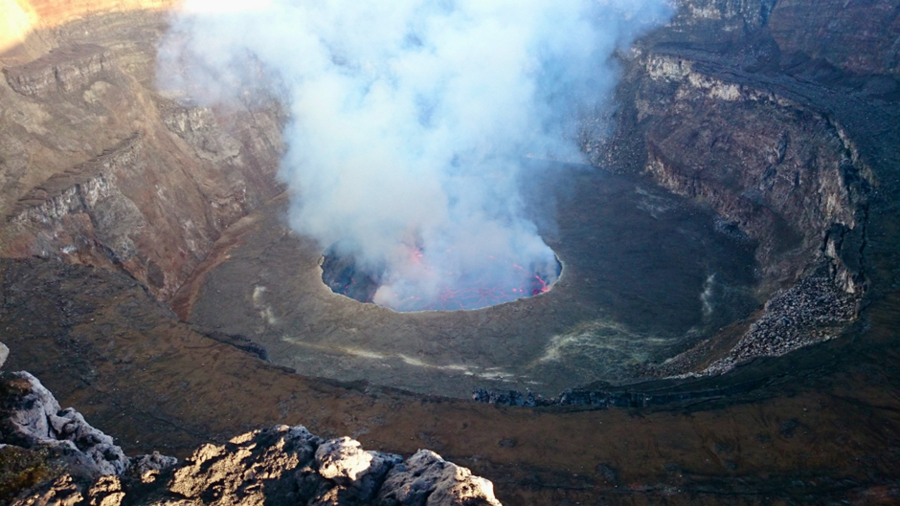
[[158, 0, 672, 311]]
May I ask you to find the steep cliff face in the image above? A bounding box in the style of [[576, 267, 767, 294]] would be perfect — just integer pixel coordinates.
[[0, 7, 285, 299], [588, 0, 883, 373], [630, 52, 869, 290], [628, 0, 878, 294], [652, 0, 778, 47]]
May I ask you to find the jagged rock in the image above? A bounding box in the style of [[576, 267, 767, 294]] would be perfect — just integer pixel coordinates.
[[0, 371, 502, 505], [85, 475, 124, 506], [160, 104, 243, 164], [0, 372, 130, 477], [703, 272, 861, 375], [161, 426, 499, 506], [313, 437, 402, 504], [470, 389, 537, 407], [167, 424, 321, 504], [377, 450, 502, 506], [128, 452, 179, 484], [3, 44, 112, 97], [10, 475, 84, 506]]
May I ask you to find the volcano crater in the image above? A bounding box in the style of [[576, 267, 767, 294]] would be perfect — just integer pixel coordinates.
[[180, 163, 760, 397]]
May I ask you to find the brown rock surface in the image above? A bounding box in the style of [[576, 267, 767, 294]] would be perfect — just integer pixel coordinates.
[[768, 0, 900, 77], [0, 0, 178, 60], [604, 51, 871, 292], [0, 4, 285, 300], [646, 0, 900, 78]]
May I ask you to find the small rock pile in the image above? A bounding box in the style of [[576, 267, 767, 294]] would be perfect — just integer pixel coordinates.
[[0, 371, 501, 505], [704, 273, 860, 375]]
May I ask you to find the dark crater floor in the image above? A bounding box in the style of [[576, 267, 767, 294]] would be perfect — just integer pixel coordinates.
[[180, 163, 761, 397]]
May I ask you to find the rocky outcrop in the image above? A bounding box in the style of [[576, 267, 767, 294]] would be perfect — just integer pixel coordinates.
[[159, 103, 243, 165], [0, 372, 134, 478], [767, 0, 900, 78], [0, 371, 501, 505], [647, 0, 778, 47], [0, 0, 177, 61], [156, 427, 500, 506], [7, 135, 147, 267], [378, 449, 501, 506], [647, 0, 900, 79], [3, 44, 112, 97]]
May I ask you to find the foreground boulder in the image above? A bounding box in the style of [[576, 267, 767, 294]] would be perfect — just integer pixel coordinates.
[[0, 371, 501, 505], [0, 371, 134, 478]]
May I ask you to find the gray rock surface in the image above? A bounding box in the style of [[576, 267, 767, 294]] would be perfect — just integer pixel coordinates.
[[378, 449, 502, 506], [0, 371, 131, 476], [0, 342, 8, 369], [313, 436, 403, 503], [703, 273, 860, 375], [158, 426, 500, 505], [1, 372, 502, 505]]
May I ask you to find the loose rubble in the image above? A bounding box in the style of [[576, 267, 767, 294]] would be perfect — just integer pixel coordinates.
[[0, 371, 502, 505], [703, 273, 860, 376]]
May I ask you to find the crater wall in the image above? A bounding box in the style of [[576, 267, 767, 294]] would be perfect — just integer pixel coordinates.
[[0, 3, 286, 300], [0, 0, 887, 374]]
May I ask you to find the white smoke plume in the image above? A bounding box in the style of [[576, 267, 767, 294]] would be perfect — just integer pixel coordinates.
[[158, 0, 672, 311]]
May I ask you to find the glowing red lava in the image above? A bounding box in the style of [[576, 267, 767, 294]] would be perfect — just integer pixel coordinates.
[[322, 246, 561, 312]]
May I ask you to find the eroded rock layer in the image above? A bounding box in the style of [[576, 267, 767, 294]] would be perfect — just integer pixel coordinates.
[[0, 6, 286, 300]]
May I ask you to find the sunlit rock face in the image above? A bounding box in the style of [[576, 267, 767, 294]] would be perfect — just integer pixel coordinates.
[[582, 0, 878, 376], [647, 0, 900, 79], [0, 0, 178, 60], [0, 0, 286, 300], [0, 371, 502, 506]]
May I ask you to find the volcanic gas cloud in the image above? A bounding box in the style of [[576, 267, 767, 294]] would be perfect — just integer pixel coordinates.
[[158, 0, 671, 311]]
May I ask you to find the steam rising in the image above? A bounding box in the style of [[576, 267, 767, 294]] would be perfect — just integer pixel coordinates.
[[158, 0, 672, 311]]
